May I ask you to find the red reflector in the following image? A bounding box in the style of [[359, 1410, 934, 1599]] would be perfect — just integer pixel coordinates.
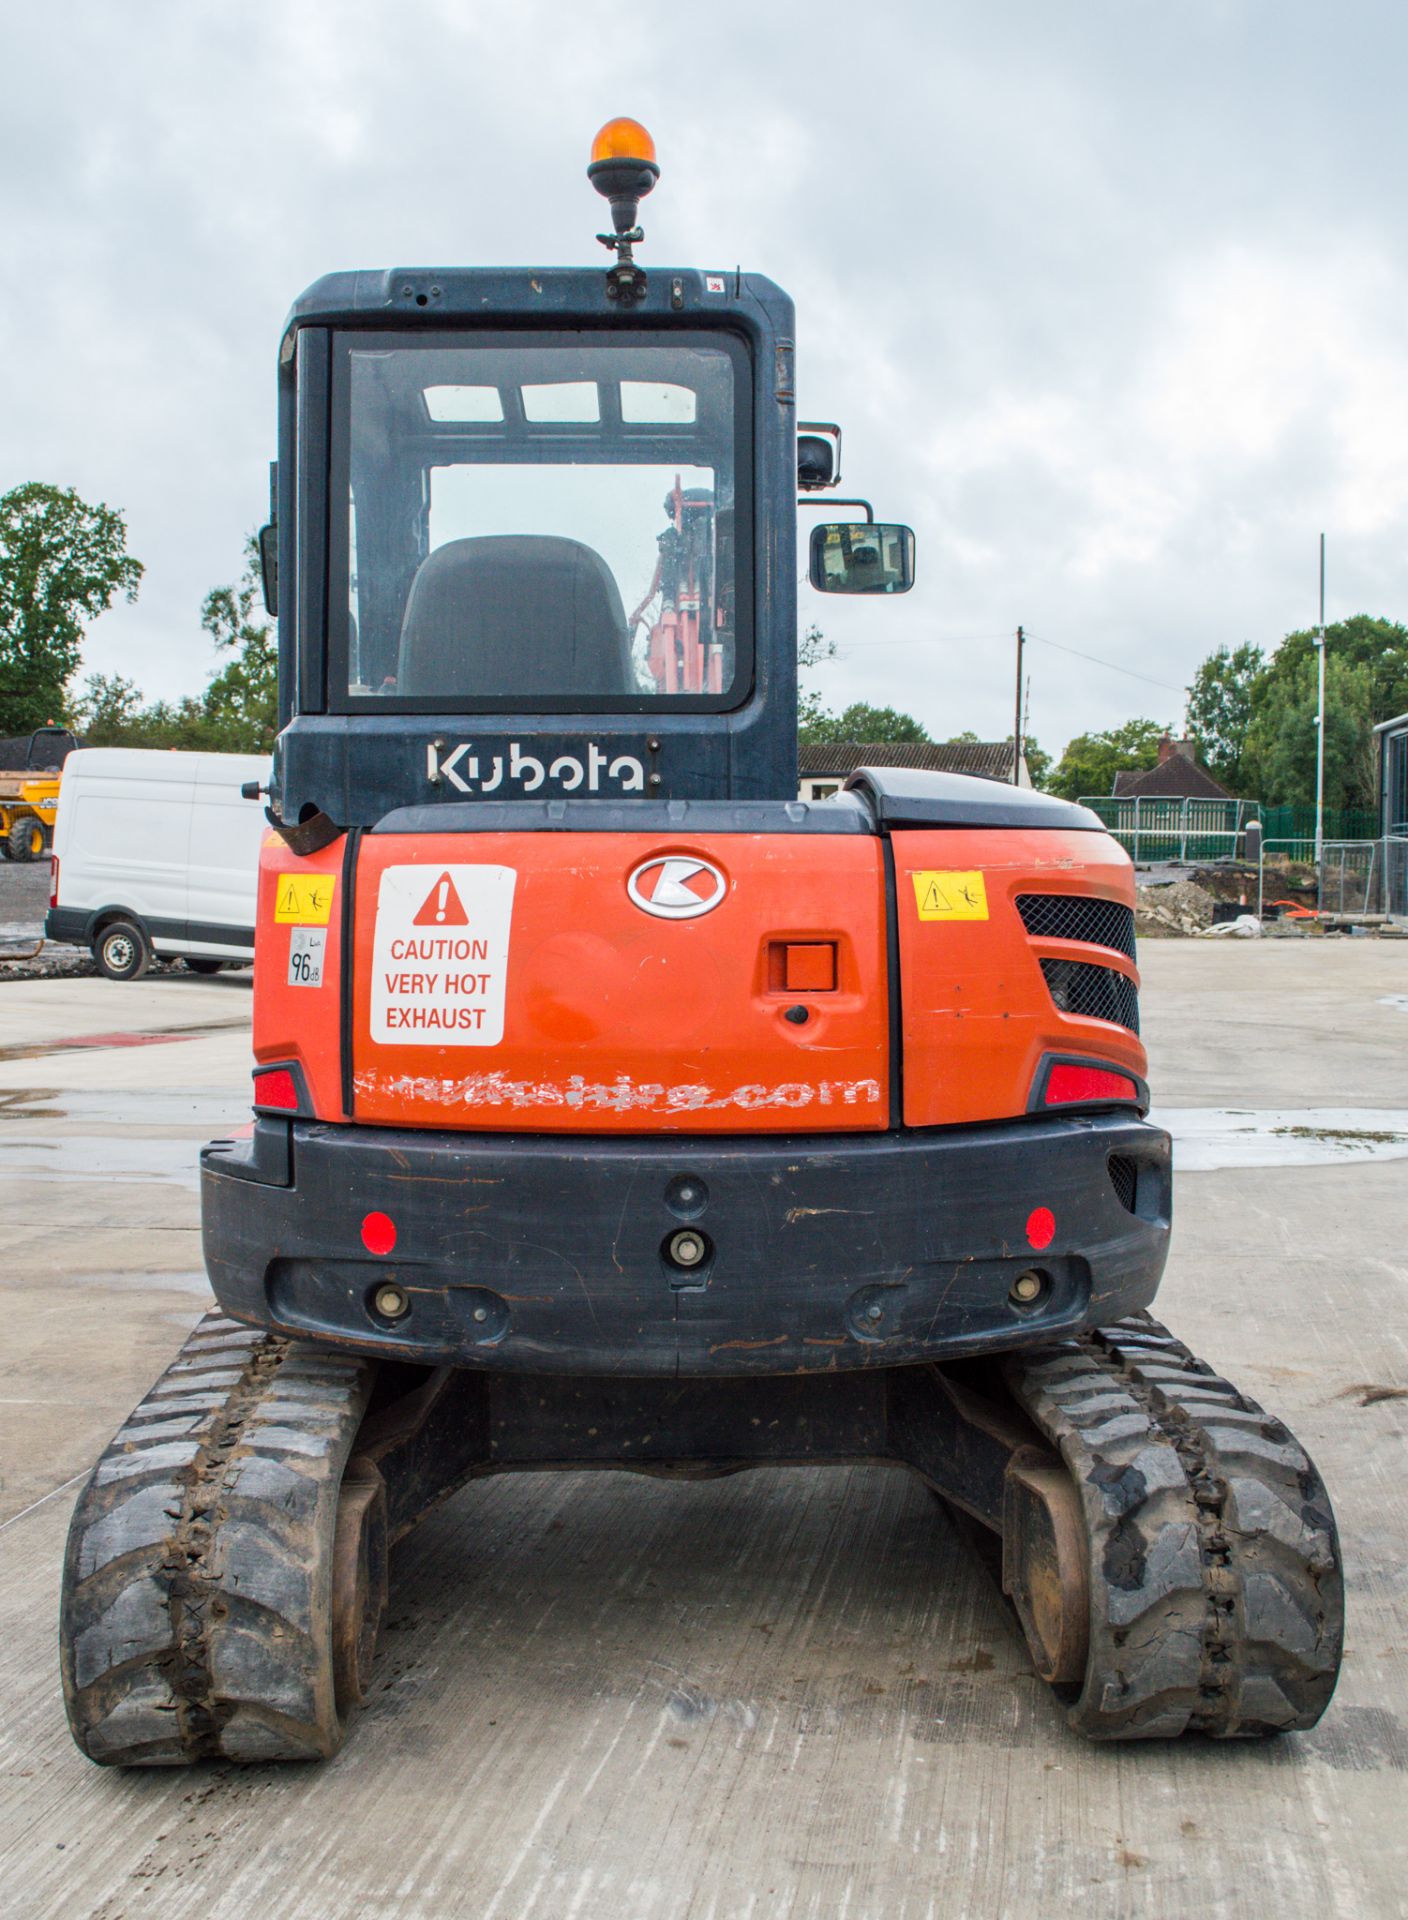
[[1026, 1206, 1056, 1251], [1045, 1064, 1138, 1106], [254, 1068, 298, 1111], [361, 1211, 397, 1256], [49, 855, 59, 910]]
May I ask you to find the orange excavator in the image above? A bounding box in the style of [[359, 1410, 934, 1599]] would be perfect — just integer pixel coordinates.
[[61, 121, 1342, 1765]]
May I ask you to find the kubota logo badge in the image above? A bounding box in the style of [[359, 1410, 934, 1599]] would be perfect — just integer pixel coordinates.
[[627, 855, 727, 920]]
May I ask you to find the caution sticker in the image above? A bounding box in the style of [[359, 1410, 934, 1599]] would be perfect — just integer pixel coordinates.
[[911, 871, 989, 921], [370, 864, 517, 1046], [274, 874, 336, 925]]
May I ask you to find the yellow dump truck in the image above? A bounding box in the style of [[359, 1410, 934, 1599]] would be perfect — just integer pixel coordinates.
[[0, 727, 80, 862]]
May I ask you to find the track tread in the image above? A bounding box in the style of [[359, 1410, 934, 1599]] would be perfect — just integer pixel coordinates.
[[61, 1312, 375, 1766], [1005, 1312, 1343, 1740]]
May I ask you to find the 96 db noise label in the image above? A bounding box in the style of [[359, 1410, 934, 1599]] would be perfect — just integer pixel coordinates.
[[288, 927, 327, 987]]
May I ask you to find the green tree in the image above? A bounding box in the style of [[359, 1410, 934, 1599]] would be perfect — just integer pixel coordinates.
[[72, 672, 156, 745], [1047, 717, 1171, 801], [800, 700, 932, 746], [71, 535, 278, 755], [796, 622, 836, 744], [1242, 653, 1377, 809], [797, 622, 834, 671], [198, 535, 278, 752], [1240, 614, 1408, 807], [0, 483, 143, 733], [1185, 642, 1264, 790], [1011, 735, 1053, 788]]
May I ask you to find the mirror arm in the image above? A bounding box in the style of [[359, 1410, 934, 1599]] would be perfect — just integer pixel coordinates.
[[797, 497, 874, 524]]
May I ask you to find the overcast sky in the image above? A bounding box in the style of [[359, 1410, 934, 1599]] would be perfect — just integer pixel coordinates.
[[3, 0, 1405, 758]]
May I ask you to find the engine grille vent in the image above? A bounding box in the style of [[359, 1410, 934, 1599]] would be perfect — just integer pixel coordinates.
[[1108, 1154, 1139, 1213], [1017, 893, 1136, 960], [1040, 959, 1140, 1035]]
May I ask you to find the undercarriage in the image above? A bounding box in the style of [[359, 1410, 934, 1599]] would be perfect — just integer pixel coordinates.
[[62, 1310, 1342, 1763]]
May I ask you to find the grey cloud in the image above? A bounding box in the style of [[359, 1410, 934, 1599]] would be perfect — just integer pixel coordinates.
[[2, 0, 1404, 755]]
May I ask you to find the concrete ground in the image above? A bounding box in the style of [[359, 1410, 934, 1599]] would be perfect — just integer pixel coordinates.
[[1, 943, 1406, 1919]]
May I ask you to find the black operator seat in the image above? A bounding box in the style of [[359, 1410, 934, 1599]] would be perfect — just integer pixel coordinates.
[[396, 534, 634, 698]]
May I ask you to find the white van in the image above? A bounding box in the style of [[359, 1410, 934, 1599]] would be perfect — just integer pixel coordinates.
[[46, 749, 271, 980]]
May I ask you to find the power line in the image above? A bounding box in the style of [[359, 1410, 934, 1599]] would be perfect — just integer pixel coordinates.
[[1022, 630, 1185, 697], [810, 626, 1189, 703], [818, 631, 1015, 655]]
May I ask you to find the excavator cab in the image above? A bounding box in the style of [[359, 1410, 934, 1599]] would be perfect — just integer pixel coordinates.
[[60, 120, 1343, 1768]]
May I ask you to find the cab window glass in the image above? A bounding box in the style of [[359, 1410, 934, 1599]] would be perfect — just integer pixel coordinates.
[[336, 335, 746, 709]]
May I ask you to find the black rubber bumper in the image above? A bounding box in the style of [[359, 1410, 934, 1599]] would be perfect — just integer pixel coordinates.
[[201, 1113, 1172, 1377], [44, 907, 89, 946]]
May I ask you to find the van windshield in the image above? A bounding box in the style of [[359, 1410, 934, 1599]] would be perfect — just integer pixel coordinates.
[[331, 331, 749, 712]]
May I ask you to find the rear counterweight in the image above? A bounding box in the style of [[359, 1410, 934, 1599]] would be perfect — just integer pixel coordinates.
[[202, 1113, 1171, 1376]]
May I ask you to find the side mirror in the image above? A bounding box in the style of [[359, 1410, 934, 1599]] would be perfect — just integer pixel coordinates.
[[258, 523, 278, 617], [809, 521, 915, 595]]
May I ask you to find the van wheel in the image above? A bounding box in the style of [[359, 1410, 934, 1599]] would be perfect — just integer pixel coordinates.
[[94, 919, 152, 982], [184, 958, 225, 975], [6, 818, 43, 863]]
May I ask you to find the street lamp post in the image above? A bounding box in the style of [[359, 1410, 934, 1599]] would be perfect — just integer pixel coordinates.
[[1314, 533, 1326, 868]]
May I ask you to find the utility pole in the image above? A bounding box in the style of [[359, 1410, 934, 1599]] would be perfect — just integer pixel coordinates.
[[1012, 625, 1025, 785], [1314, 535, 1327, 867]]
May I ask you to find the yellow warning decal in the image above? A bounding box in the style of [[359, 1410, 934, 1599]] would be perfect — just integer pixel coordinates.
[[274, 874, 336, 925], [911, 871, 989, 922]]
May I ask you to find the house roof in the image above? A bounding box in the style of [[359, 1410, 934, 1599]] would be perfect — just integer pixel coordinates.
[[1111, 756, 1232, 800], [799, 740, 1016, 781]]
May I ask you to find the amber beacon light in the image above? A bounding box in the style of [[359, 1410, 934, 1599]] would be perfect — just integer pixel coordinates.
[[588, 117, 660, 303]]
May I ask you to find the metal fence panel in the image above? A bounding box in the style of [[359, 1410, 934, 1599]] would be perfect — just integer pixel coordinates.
[[1081, 797, 1384, 870], [1261, 804, 1380, 843], [1318, 838, 1408, 915], [1388, 839, 1408, 917], [1078, 797, 1252, 863]]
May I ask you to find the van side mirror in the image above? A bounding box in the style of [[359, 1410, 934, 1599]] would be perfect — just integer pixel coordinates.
[[258, 523, 278, 617], [809, 522, 915, 595]]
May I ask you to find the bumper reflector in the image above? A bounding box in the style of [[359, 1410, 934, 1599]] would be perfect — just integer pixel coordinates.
[[1045, 1064, 1138, 1107], [1026, 1206, 1056, 1250], [253, 1067, 299, 1112], [361, 1211, 397, 1256]]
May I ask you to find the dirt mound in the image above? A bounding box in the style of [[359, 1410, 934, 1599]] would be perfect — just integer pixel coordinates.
[[1135, 877, 1215, 938]]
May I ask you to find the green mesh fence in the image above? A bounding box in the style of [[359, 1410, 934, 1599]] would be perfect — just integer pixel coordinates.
[[1077, 798, 1381, 865]]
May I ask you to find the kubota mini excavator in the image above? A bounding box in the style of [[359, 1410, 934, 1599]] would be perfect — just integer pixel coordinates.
[[61, 120, 1343, 1763]]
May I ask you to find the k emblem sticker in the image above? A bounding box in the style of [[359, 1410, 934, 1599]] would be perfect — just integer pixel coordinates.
[[627, 855, 727, 920]]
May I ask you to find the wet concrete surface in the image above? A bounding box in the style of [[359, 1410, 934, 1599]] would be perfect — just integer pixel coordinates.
[[1156, 1106, 1408, 1170], [1, 943, 1406, 1918]]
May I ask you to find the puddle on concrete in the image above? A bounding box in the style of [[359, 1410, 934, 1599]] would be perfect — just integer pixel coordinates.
[[0, 1085, 244, 1130], [0, 1083, 248, 1188], [0, 1018, 248, 1065], [0, 1135, 206, 1189], [1154, 1107, 1408, 1172]]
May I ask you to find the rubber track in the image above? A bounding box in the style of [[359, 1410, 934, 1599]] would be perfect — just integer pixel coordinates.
[[1005, 1313, 1343, 1739], [60, 1313, 375, 1765]]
